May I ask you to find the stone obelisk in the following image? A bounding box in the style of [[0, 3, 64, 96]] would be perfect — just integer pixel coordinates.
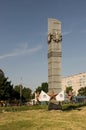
[[48, 18, 62, 95]]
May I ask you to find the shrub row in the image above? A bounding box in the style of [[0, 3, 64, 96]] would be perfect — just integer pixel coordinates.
[[0, 105, 47, 112], [0, 103, 86, 112], [62, 102, 86, 110]]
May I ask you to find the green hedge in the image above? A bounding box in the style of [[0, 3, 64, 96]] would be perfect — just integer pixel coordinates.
[[0, 105, 47, 112], [0, 103, 86, 112], [62, 102, 86, 110]]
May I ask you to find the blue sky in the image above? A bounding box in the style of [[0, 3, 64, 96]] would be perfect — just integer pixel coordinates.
[[0, 0, 86, 90]]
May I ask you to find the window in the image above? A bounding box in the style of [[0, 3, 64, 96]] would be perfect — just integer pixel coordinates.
[[67, 80, 72, 86]]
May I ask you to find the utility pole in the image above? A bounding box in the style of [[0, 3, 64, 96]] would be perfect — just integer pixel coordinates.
[[20, 77, 22, 105]]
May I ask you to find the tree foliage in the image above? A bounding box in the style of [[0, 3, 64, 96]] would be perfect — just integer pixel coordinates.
[[41, 82, 48, 93], [13, 85, 32, 102], [13, 85, 20, 100], [66, 86, 73, 94], [35, 82, 48, 93], [35, 86, 42, 93], [0, 74, 32, 103], [22, 87, 32, 102], [78, 87, 86, 96], [0, 70, 48, 104], [0, 76, 13, 101]]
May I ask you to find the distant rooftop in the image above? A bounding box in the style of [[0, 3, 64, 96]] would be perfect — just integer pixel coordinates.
[[63, 72, 86, 78]]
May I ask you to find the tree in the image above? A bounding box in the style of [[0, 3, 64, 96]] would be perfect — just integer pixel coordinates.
[[22, 87, 32, 102], [41, 82, 48, 93], [66, 86, 73, 101], [66, 86, 73, 94], [35, 86, 42, 93], [0, 76, 14, 101], [13, 85, 20, 100], [13, 85, 32, 102], [35, 82, 48, 93], [78, 87, 86, 96]]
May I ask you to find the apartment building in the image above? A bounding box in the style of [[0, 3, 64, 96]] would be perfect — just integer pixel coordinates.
[[62, 72, 86, 95]]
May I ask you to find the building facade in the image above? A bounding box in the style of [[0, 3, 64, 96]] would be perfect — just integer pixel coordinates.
[[62, 72, 86, 95]]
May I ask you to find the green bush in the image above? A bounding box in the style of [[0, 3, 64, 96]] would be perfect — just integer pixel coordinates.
[[0, 105, 47, 112], [62, 102, 86, 110], [0, 103, 86, 112]]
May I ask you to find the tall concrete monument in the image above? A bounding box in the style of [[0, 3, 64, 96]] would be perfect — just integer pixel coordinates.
[[48, 18, 62, 95]]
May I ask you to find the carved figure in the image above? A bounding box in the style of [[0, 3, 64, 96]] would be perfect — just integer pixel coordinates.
[[48, 32, 62, 43]]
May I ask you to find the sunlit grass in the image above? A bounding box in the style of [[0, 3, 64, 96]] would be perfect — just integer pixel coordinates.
[[0, 107, 86, 130]]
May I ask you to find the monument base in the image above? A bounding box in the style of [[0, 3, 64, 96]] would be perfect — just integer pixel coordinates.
[[48, 97, 62, 110]]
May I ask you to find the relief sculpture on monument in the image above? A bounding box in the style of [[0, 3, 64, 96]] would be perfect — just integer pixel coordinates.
[[48, 31, 62, 43]]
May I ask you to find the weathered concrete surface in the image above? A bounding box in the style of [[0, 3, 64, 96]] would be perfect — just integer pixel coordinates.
[[48, 18, 62, 95]]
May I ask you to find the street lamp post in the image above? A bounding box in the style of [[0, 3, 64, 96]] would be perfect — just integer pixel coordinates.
[[20, 84, 22, 105]]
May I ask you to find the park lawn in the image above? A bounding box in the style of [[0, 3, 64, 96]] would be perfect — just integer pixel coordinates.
[[0, 106, 86, 130]]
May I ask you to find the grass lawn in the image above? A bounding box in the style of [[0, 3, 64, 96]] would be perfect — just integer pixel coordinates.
[[0, 106, 86, 130]]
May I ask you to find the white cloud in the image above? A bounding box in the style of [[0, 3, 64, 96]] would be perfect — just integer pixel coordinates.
[[0, 43, 42, 60], [14, 42, 28, 52], [62, 31, 72, 36]]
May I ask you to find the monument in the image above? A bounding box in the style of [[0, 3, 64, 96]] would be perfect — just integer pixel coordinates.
[[47, 18, 62, 95], [47, 18, 62, 110]]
